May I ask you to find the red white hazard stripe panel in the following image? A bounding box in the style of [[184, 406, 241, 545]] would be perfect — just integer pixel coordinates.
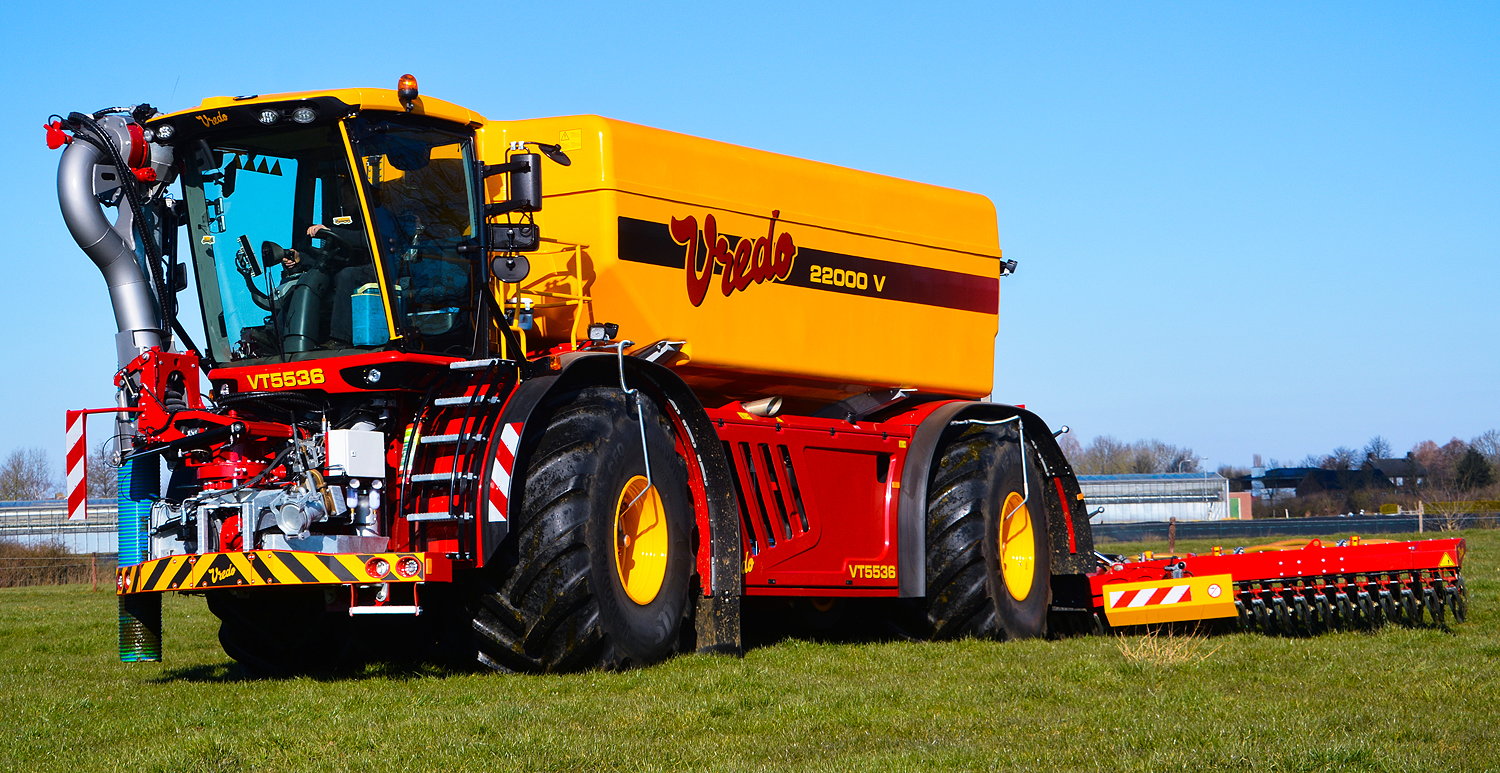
[[1109, 583, 1194, 609], [65, 411, 87, 521], [1100, 573, 1237, 626], [487, 422, 522, 523]]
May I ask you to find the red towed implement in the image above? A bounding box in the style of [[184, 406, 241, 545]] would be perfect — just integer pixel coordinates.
[[1090, 535, 1466, 634]]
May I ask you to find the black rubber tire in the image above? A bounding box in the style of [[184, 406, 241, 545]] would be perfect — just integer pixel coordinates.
[[470, 387, 695, 672], [923, 424, 1051, 640], [207, 587, 355, 677]]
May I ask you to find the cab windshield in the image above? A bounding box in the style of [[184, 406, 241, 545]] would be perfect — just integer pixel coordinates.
[[180, 115, 482, 364]]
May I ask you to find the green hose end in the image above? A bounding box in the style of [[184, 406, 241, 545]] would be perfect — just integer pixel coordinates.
[[118, 594, 162, 663]]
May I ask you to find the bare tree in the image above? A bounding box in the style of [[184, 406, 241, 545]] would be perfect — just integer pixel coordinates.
[[1420, 484, 1475, 532], [1164, 448, 1200, 472], [1057, 433, 1083, 463], [1471, 429, 1500, 468], [1364, 435, 1393, 460], [1069, 436, 1197, 475], [1322, 446, 1360, 471], [0, 448, 60, 500], [1412, 438, 1468, 489], [86, 446, 118, 500]]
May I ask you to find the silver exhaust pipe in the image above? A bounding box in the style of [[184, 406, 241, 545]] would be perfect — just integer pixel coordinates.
[[56, 114, 166, 366]]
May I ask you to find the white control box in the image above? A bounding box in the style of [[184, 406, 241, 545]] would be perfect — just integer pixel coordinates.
[[326, 429, 387, 478]]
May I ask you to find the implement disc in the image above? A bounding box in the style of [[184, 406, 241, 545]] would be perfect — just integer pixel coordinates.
[[1447, 580, 1467, 623], [1379, 590, 1399, 625], [1399, 588, 1421, 625], [1334, 592, 1354, 630], [1424, 586, 1445, 627], [1357, 591, 1382, 629]]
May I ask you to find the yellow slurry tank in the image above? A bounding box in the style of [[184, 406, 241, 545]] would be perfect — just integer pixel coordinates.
[[478, 116, 1003, 403]]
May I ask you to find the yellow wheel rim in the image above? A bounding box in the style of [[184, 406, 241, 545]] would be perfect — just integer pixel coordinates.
[[614, 475, 669, 605], [998, 491, 1036, 601]]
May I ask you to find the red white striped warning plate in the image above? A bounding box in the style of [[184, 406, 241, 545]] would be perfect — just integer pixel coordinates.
[[487, 422, 522, 523], [65, 410, 87, 521], [1101, 573, 1237, 626], [1109, 583, 1194, 609]]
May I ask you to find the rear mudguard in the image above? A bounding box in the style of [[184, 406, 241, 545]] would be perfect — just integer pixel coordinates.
[[896, 402, 1094, 598]]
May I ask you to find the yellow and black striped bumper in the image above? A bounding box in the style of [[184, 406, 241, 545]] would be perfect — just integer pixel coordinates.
[[116, 550, 430, 595]]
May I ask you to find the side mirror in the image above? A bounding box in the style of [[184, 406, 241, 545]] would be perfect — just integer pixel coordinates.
[[169, 260, 189, 293], [220, 163, 238, 198], [483, 153, 542, 215], [487, 223, 539, 253]]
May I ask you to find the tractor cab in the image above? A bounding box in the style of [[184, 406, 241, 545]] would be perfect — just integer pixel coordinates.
[[158, 92, 487, 365]]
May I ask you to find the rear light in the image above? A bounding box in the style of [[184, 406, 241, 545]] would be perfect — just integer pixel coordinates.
[[364, 557, 391, 579], [394, 557, 421, 578]]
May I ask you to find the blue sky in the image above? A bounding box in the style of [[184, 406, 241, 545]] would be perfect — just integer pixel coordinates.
[[4, 1, 1497, 473]]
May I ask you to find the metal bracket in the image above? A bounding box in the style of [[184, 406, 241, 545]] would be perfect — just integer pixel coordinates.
[[615, 340, 653, 509]]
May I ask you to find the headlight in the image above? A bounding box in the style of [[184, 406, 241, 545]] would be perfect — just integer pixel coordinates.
[[258, 108, 280, 125], [154, 123, 175, 140], [292, 106, 317, 124]]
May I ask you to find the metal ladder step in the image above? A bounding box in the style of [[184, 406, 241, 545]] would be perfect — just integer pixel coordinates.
[[409, 472, 479, 483], [419, 433, 486, 445], [407, 511, 472, 522], [433, 395, 499, 407], [449, 358, 517, 371], [349, 605, 422, 616]]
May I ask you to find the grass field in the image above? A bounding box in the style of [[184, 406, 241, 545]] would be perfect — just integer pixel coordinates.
[[2, 530, 1496, 772]]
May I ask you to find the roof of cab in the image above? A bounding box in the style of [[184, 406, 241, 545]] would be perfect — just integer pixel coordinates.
[[152, 87, 488, 127]]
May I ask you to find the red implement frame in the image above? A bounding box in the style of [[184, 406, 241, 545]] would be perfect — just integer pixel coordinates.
[[1089, 537, 1467, 628]]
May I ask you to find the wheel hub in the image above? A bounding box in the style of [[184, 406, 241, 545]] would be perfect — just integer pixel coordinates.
[[613, 475, 669, 605], [998, 491, 1035, 601]]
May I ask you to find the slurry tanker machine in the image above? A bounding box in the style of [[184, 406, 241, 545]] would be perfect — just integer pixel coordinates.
[[48, 76, 1467, 673]]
